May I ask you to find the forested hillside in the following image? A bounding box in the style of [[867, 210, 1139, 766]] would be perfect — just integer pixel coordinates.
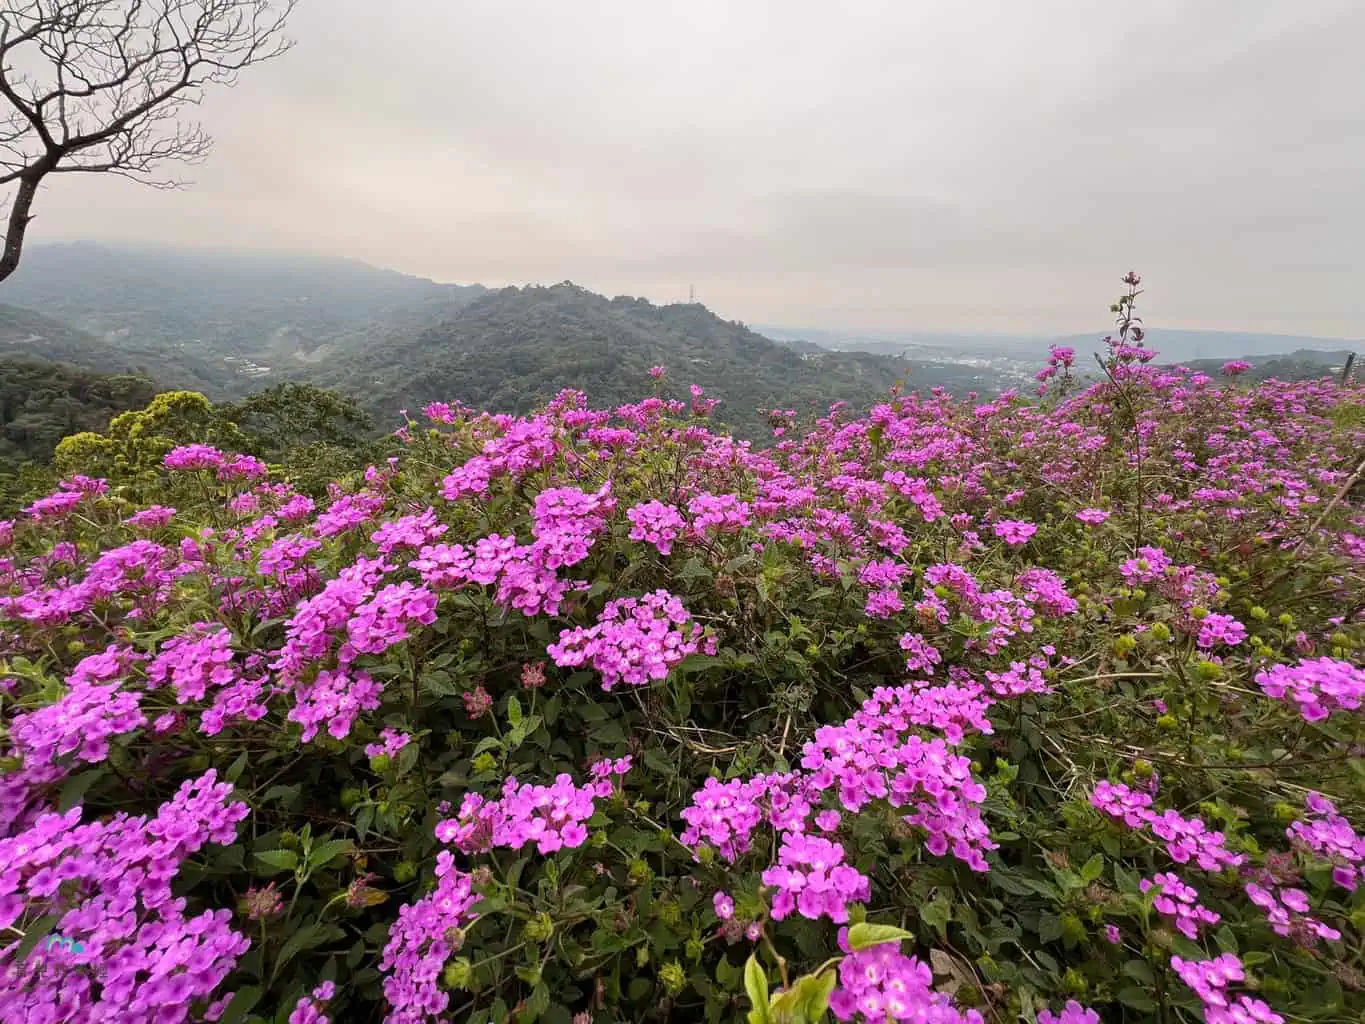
[[310, 283, 961, 437]]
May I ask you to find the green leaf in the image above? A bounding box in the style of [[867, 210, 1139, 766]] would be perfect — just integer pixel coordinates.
[[517, 981, 550, 1022], [1118, 986, 1158, 1012], [846, 922, 915, 950], [1122, 960, 1155, 985], [13, 913, 60, 964], [800, 969, 838, 1019], [215, 985, 263, 1024], [1078, 853, 1103, 883], [226, 750, 249, 783], [308, 839, 354, 870], [1112, 862, 1140, 894], [57, 769, 103, 812], [744, 955, 771, 1023], [1038, 913, 1063, 943], [254, 849, 298, 872], [1213, 925, 1238, 954], [507, 695, 523, 727], [920, 899, 951, 937], [274, 923, 343, 979]]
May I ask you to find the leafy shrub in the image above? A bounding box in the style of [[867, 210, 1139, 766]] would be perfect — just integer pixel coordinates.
[[1, 279, 1363, 1023]]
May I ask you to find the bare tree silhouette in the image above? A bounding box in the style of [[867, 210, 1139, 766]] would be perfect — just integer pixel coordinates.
[[0, 0, 296, 282]]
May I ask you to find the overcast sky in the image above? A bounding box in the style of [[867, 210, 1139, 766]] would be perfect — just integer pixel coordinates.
[[24, 0, 1365, 336]]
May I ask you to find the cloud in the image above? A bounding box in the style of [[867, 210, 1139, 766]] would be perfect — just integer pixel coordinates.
[[12, 0, 1364, 335]]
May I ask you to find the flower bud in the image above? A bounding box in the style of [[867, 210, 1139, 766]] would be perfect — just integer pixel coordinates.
[[443, 957, 472, 990], [660, 961, 686, 995]]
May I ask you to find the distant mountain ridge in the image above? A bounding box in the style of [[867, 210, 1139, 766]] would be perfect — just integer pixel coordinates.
[[0, 243, 977, 438]]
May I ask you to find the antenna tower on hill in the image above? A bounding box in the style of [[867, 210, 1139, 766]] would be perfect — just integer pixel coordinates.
[[689, 284, 695, 303]]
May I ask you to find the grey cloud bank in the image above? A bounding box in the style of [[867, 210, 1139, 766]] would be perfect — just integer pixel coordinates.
[[23, 0, 1365, 337]]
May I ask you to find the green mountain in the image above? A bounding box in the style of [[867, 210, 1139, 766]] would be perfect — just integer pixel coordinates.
[[0, 245, 970, 439], [1, 242, 487, 398], [309, 282, 940, 437]]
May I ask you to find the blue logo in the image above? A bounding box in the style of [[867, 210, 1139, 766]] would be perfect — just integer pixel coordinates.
[[44, 934, 85, 954]]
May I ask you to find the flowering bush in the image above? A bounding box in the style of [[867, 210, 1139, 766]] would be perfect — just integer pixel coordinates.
[[1, 277, 1363, 1022]]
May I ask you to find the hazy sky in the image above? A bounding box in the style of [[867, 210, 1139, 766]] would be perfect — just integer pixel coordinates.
[[23, 0, 1365, 336]]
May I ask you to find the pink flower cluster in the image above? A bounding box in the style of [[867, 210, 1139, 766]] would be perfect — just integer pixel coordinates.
[[1170, 955, 1283, 1024], [365, 728, 413, 759], [378, 852, 479, 1024], [679, 773, 808, 863], [687, 492, 752, 535], [828, 929, 984, 1023], [546, 590, 710, 691], [1243, 882, 1340, 943], [1286, 792, 1364, 891], [1140, 872, 1220, 939], [1037, 1002, 1099, 1024], [0, 771, 250, 1023], [532, 484, 615, 569], [992, 519, 1037, 546], [762, 833, 871, 923], [124, 505, 177, 529], [435, 770, 613, 855], [1197, 612, 1247, 649], [289, 982, 336, 1024], [371, 508, 448, 553], [1091, 781, 1244, 871], [163, 444, 225, 471], [1255, 657, 1365, 722], [626, 500, 685, 555]]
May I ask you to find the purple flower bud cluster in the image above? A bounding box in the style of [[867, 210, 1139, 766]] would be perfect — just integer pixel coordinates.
[[1255, 657, 1365, 722], [1140, 872, 1220, 939], [546, 590, 710, 691]]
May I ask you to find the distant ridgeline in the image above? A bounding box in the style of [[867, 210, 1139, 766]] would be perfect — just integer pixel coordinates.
[[1, 243, 1358, 447], [0, 244, 986, 441]]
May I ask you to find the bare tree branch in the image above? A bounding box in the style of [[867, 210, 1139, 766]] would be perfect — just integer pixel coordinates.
[[0, 0, 296, 282]]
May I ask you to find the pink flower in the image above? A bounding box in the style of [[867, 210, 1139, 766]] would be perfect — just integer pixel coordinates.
[[713, 890, 734, 920], [992, 519, 1037, 546]]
